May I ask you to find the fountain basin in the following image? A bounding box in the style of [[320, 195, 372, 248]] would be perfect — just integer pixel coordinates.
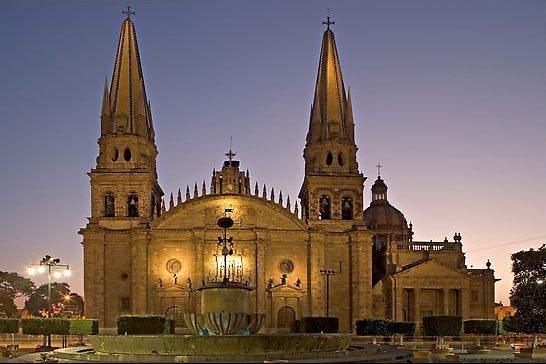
[[57, 334, 352, 362]]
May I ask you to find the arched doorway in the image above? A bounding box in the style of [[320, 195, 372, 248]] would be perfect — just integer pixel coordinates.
[[277, 306, 296, 328]]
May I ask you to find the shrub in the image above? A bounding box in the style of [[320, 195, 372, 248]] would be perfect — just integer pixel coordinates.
[[463, 320, 498, 335], [0, 319, 19, 334], [116, 315, 172, 335], [422, 316, 462, 336], [501, 316, 519, 333], [299, 317, 339, 333], [387, 321, 416, 336], [69, 319, 99, 336], [21, 318, 70, 336], [290, 319, 300, 333], [355, 319, 388, 336]]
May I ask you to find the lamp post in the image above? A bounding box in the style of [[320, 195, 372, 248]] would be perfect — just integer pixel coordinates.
[[320, 269, 336, 316], [27, 255, 71, 319]]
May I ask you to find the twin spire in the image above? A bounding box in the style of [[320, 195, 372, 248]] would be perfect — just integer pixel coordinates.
[[307, 20, 355, 145], [101, 8, 154, 141]]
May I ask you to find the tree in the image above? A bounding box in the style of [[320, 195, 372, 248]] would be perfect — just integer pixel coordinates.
[[24, 282, 70, 317], [0, 271, 35, 317], [508, 244, 546, 333]]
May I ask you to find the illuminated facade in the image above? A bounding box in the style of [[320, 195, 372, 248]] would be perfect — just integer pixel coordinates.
[[80, 13, 497, 330]]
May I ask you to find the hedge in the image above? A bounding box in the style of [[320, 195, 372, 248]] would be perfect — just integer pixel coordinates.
[[0, 318, 19, 334], [290, 319, 300, 333], [388, 321, 416, 335], [21, 318, 70, 336], [69, 319, 99, 336], [356, 319, 388, 336], [299, 317, 339, 333], [355, 319, 415, 336], [117, 315, 174, 335], [422, 316, 462, 336], [463, 320, 497, 335]]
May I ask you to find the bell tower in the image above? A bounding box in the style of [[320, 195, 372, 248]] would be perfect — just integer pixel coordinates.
[[299, 18, 365, 222], [90, 8, 163, 222]]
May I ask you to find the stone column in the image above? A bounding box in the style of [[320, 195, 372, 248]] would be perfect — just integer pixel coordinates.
[[255, 231, 267, 315], [460, 288, 470, 319], [442, 288, 450, 315], [308, 233, 325, 316], [395, 286, 404, 321], [83, 239, 105, 325], [414, 288, 421, 333], [131, 238, 148, 313]]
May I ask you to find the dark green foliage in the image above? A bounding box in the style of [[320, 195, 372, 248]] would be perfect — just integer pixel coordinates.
[[422, 316, 462, 336], [355, 319, 415, 336], [290, 319, 300, 333], [509, 245, 546, 334], [299, 317, 339, 333], [0, 271, 35, 318], [387, 321, 416, 335], [0, 318, 19, 333], [463, 320, 498, 335], [355, 319, 388, 336], [69, 319, 99, 335], [21, 318, 70, 335], [501, 316, 519, 333], [24, 282, 70, 317], [117, 315, 172, 335]]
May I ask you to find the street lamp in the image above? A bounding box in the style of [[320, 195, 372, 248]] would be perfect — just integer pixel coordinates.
[[27, 255, 71, 319], [320, 269, 336, 316]]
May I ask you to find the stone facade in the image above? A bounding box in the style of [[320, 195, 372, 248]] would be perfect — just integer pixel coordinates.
[[80, 14, 497, 331]]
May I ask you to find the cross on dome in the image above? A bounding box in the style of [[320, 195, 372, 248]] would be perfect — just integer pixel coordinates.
[[376, 163, 383, 177]]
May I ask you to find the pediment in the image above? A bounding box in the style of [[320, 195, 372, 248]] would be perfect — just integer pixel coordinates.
[[394, 259, 468, 278], [151, 194, 307, 231]]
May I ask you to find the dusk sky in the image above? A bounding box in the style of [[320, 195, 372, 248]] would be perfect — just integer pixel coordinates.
[[0, 0, 545, 304]]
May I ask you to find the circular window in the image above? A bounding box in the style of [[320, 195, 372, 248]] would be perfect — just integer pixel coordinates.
[[166, 259, 182, 274], [279, 259, 294, 274], [326, 152, 333, 166], [112, 148, 119, 162], [124, 148, 131, 161], [338, 153, 344, 166], [120, 273, 129, 280]]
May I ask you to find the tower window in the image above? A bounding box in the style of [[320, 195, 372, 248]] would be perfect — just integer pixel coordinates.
[[128, 193, 138, 217], [104, 193, 115, 217], [319, 195, 331, 220], [326, 152, 333, 166], [151, 194, 156, 217], [341, 196, 353, 220], [124, 148, 132, 161], [112, 148, 119, 162], [338, 153, 344, 166]]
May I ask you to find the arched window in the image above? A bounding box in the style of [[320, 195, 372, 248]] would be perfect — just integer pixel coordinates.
[[112, 148, 119, 162], [150, 194, 156, 217], [338, 152, 344, 166], [128, 193, 138, 217], [277, 306, 296, 328], [326, 152, 333, 166], [104, 193, 115, 217], [341, 196, 353, 220], [124, 148, 132, 161], [319, 195, 331, 220]]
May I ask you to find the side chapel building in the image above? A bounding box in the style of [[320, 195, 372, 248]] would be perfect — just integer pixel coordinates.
[[80, 12, 497, 331]]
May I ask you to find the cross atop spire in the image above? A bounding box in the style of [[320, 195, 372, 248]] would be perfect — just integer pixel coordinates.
[[123, 6, 135, 20], [323, 16, 334, 30], [225, 136, 236, 162], [376, 163, 383, 177]]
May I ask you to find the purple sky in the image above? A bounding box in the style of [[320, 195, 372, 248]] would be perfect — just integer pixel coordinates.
[[0, 1, 545, 305]]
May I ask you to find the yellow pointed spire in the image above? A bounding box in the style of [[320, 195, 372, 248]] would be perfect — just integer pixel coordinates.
[[109, 12, 153, 140], [307, 19, 349, 143], [100, 75, 111, 135]]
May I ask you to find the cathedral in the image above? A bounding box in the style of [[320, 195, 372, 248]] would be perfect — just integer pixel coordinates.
[[80, 12, 497, 332]]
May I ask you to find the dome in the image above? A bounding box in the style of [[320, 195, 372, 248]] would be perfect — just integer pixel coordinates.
[[363, 202, 408, 230], [364, 176, 409, 231]]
